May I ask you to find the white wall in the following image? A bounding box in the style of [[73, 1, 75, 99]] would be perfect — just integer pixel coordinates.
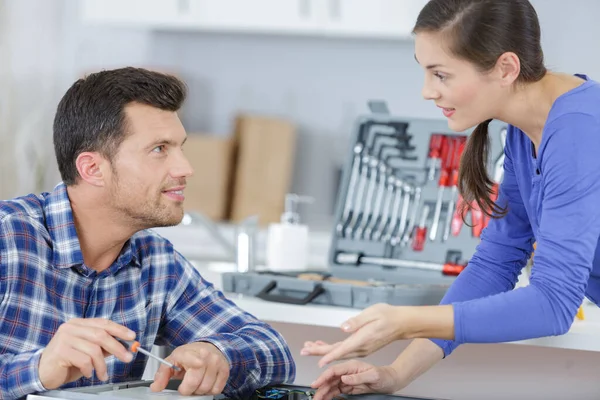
[[3, 0, 599, 217]]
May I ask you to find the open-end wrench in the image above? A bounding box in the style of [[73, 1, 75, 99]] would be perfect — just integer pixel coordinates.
[[337, 143, 364, 236], [344, 154, 370, 238], [401, 185, 422, 247], [390, 182, 413, 246], [364, 162, 388, 240], [372, 174, 396, 241], [354, 157, 380, 240], [382, 178, 404, 242]]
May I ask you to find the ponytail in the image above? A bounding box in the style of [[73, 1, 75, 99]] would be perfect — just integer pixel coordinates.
[[457, 119, 507, 220]]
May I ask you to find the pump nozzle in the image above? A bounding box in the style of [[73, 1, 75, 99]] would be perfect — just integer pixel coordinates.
[[282, 194, 314, 224]]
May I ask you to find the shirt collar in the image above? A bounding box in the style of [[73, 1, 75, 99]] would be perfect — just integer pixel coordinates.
[[44, 182, 141, 270]]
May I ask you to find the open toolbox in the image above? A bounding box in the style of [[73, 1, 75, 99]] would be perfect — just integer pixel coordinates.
[[222, 107, 507, 309]]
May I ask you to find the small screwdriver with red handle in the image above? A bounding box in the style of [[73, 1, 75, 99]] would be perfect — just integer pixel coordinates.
[[118, 339, 181, 372]]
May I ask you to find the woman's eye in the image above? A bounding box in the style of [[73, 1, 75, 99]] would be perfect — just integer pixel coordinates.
[[434, 72, 447, 81]]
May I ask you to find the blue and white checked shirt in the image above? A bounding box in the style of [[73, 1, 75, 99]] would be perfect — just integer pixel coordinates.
[[0, 182, 295, 399]]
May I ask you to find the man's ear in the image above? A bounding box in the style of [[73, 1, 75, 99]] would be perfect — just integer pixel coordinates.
[[75, 152, 107, 187]]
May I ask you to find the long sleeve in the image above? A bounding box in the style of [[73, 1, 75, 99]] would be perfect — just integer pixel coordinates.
[[434, 113, 600, 356], [0, 223, 48, 399], [0, 350, 47, 399], [157, 251, 296, 398], [430, 125, 536, 356]]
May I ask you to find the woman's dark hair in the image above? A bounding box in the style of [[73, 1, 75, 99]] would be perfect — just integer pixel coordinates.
[[53, 67, 187, 185], [413, 0, 546, 219]]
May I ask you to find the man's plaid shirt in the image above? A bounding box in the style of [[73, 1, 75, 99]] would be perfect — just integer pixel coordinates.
[[0, 182, 295, 399]]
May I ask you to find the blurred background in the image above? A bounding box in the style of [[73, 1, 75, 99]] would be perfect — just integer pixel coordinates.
[[1, 0, 598, 229]]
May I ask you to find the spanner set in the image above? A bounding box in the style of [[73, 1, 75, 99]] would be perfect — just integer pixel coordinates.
[[222, 108, 508, 309], [329, 110, 507, 274]]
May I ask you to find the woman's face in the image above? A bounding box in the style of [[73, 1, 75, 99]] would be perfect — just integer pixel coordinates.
[[414, 31, 504, 132]]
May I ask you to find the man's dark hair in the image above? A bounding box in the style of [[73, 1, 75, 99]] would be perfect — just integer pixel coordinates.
[[53, 67, 187, 185]]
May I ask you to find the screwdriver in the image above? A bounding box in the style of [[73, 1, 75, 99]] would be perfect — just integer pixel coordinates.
[[429, 135, 453, 241], [442, 137, 466, 242], [412, 205, 430, 252], [118, 339, 181, 372]]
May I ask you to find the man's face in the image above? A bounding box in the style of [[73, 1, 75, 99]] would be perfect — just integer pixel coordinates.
[[107, 103, 193, 229]]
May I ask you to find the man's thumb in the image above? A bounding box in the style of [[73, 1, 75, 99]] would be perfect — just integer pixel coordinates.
[[341, 369, 379, 386]]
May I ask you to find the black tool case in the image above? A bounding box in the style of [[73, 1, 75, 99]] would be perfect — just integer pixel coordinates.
[[222, 109, 507, 309]]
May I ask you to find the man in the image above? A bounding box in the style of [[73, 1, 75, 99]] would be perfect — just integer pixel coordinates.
[[0, 67, 296, 400]]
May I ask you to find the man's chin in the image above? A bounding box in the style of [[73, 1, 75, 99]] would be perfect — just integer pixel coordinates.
[[133, 208, 184, 230], [156, 209, 185, 228]]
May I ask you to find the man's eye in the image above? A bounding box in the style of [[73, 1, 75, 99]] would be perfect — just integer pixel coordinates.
[[152, 145, 165, 153]]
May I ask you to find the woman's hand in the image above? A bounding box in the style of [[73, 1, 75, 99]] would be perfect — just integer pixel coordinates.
[[301, 303, 454, 367], [301, 303, 411, 367], [310, 360, 406, 400]]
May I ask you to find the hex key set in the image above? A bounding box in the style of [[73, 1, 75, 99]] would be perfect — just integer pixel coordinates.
[[223, 108, 507, 309]]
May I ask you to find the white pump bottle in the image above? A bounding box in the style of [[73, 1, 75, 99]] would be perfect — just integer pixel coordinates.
[[265, 194, 314, 272]]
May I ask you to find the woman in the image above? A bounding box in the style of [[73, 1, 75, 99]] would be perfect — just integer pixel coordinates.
[[301, 0, 600, 399]]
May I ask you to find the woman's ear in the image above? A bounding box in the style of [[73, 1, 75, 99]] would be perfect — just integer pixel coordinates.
[[495, 51, 521, 87]]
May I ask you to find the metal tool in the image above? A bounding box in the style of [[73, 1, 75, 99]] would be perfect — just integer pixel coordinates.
[[119, 339, 181, 372], [401, 185, 422, 247], [429, 135, 453, 241], [364, 162, 388, 240], [442, 136, 466, 242], [344, 153, 370, 238], [354, 156, 379, 240], [382, 177, 404, 242], [412, 204, 430, 252], [371, 174, 396, 241], [451, 193, 465, 237], [390, 181, 413, 246], [482, 127, 508, 229], [335, 252, 466, 276], [337, 143, 364, 236], [426, 134, 444, 181]]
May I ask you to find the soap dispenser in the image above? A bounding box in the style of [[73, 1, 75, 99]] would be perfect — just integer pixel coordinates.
[[266, 194, 314, 272]]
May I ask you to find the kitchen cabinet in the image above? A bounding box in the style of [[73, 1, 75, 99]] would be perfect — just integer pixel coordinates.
[[80, 0, 188, 27], [80, 0, 426, 40], [189, 0, 322, 34], [322, 0, 428, 39]]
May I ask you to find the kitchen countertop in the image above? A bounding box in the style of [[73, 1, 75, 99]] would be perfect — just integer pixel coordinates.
[[152, 224, 600, 354], [191, 260, 600, 354]]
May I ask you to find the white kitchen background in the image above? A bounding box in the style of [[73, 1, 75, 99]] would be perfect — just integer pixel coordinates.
[[1, 0, 598, 226]]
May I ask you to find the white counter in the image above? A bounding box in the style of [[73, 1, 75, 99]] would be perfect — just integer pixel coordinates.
[[187, 261, 600, 399], [148, 225, 600, 399], [225, 292, 600, 352], [191, 260, 600, 354]]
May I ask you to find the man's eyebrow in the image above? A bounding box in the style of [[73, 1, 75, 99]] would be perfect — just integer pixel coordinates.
[[148, 136, 187, 147]]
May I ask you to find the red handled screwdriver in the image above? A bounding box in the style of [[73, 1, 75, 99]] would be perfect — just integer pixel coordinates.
[[118, 339, 181, 372], [412, 205, 430, 252], [426, 134, 444, 181]]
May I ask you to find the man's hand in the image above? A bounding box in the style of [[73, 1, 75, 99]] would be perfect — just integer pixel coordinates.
[[38, 318, 136, 390], [150, 342, 230, 396], [310, 360, 405, 400]]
